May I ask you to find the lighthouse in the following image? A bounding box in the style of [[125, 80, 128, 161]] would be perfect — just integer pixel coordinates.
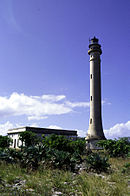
[[86, 37, 106, 147]]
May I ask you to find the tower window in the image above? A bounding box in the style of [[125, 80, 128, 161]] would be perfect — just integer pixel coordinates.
[[90, 74, 92, 79], [91, 96, 92, 101], [90, 118, 92, 124]]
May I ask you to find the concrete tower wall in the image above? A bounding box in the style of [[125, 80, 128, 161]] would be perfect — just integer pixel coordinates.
[[86, 37, 106, 140]]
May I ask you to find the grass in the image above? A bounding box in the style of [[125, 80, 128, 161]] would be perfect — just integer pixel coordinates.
[[0, 158, 129, 196]]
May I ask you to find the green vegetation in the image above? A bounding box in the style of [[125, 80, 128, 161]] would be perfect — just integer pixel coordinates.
[[85, 152, 110, 173], [0, 135, 12, 148], [19, 131, 41, 147], [0, 158, 129, 195], [0, 133, 129, 195], [42, 134, 86, 154], [98, 137, 130, 157]]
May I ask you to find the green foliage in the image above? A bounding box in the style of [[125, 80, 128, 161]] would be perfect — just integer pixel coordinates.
[[0, 148, 22, 163], [41, 135, 85, 171], [19, 131, 41, 147], [0, 134, 114, 174], [85, 153, 110, 173], [0, 135, 12, 148], [98, 137, 130, 157], [45, 149, 82, 171], [19, 145, 46, 171], [0, 134, 84, 172], [47, 149, 72, 170], [0, 160, 129, 196], [42, 134, 69, 151], [121, 162, 130, 174], [0, 149, 14, 163], [69, 138, 86, 154], [42, 134, 86, 155], [19, 145, 82, 172]]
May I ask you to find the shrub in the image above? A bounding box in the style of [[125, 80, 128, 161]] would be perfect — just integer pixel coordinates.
[[46, 149, 82, 171], [121, 162, 130, 174], [42, 134, 69, 151], [0, 148, 19, 163], [42, 134, 86, 155], [19, 131, 41, 147], [69, 139, 86, 155], [85, 153, 110, 173], [20, 145, 46, 171], [0, 135, 12, 148], [98, 137, 130, 157]]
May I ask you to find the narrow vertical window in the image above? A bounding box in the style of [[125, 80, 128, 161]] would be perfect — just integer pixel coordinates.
[[17, 139, 19, 147], [90, 74, 92, 79], [14, 139, 16, 148], [91, 96, 92, 101], [90, 118, 92, 124]]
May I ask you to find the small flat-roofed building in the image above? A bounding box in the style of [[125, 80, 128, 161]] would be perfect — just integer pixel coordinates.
[[7, 126, 77, 148]]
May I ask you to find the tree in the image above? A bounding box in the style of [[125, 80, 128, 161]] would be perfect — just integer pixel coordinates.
[[19, 131, 41, 147], [0, 135, 12, 148]]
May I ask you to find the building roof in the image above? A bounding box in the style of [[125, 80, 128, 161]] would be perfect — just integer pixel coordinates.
[[8, 126, 77, 136]]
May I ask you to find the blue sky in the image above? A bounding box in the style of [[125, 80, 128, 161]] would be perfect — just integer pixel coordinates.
[[0, 0, 129, 138]]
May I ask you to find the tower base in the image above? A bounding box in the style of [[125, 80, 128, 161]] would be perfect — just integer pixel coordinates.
[[85, 139, 103, 150]]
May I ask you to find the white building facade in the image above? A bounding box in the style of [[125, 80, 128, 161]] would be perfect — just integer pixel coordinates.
[[8, 126, 77, 148]]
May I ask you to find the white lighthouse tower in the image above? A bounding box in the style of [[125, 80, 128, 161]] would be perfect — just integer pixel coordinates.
[[86, 37, 106, 147]]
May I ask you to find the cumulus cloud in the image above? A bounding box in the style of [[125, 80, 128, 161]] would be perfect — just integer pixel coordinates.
[[66, 101, 90, 108], [47, 125, 63, 129], [47, 126, 87, 137], [0, 92, 90, 121], [42, 95, 66, 102], [76, 121, 130, 139], [104, 121, 130, 139], [77, 129, 86, 137], [102, 100, 111, 105], [0, 121, 14, 136], [0, 121, 40, 136], [28, 116, 48, 121]]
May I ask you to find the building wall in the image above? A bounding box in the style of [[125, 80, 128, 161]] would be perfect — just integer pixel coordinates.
[[8, 127, 77, 148], [9, 133, 22, 148]]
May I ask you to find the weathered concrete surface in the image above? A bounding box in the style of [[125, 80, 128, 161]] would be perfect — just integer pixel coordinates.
[[86, 37, 106, 142]]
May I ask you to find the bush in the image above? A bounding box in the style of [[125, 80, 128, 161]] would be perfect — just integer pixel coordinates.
[[98, 137, 130, 157], [20, 145, 46, 171], [0, 134, 85, 172], [0, 135, 12, 148], [85, 153, 110, 173], [42, 134, 69, 151], [0, 148, 21, 163], [121, 162, 130, 174], [69, 139, 86, 154], [19, 131, 41, 147], [45, 149, 82, 171], [42, 134, 86, 155]]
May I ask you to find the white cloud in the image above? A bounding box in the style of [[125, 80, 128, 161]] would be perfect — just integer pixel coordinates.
[[28, 116, 48, 121], [66, 101, 90, 108], [102, 100, 111, 106], [0, 92, 90, 121], [0, 121, 14, 136], [42, 95, 66, 102], [76, 121, 130, 139], [77, 129, 86, 137], [0, 121, 40, 136], [29, 123, 39, 128], [104, 121, 130, 139], [47, 125, 63, 129]]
